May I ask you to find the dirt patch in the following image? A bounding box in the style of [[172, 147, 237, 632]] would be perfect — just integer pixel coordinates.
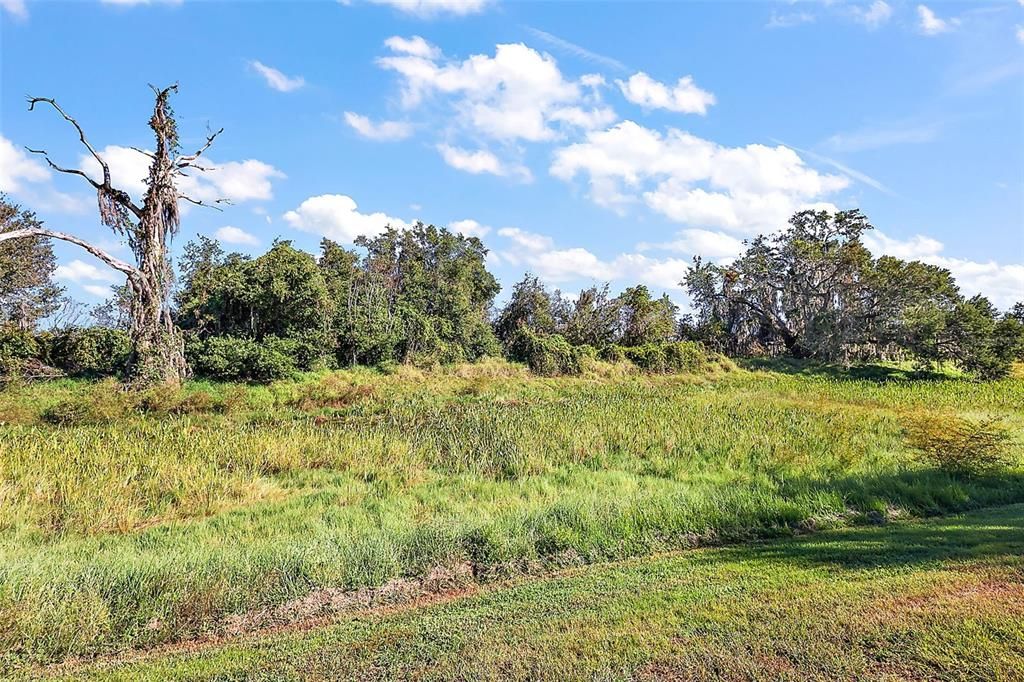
[[222, 561, 474, 635]]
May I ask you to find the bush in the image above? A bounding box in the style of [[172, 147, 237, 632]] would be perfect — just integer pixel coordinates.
[[43, 327, 131, 378], [509, 328, 595, 376], [601, 341, 715, 374], [187, 336, 298, 383], [905, 414, 1014, 476], [0, 325, 41, 379]]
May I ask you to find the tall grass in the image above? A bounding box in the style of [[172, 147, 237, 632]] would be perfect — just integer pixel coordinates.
[[0, 361, 1022, 667]]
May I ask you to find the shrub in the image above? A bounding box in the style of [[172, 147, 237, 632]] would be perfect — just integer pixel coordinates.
[[601, 341, 715, 375], [43, 327, 131, 378], [510, 328, 594, 376], [187, 336, 298, 383], [904, 414, 1014, 476], [0, 326, 41, 380]]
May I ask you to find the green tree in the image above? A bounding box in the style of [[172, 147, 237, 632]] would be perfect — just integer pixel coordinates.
[[615, 285, 677, 346], [494, 274, 557, 349], [0, 197, 64, 330]]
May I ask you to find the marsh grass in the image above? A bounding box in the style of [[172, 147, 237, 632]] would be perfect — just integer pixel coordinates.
[[1, 360, 1022, 668]]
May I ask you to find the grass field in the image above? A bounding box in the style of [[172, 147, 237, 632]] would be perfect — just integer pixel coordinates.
[[2, 359, 1023, 674], [41, 504, 1024, 681]]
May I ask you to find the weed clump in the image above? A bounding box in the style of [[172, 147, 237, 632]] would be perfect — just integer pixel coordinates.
[[905, 414, 1015, 476], [40, 380, 133, 426]]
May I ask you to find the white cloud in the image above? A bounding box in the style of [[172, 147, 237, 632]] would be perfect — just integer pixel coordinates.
[[215, 225, 260, 246], [616, 72, 716, 115], [378, 39, 614, 142], [383, 35, 440, 59], [249, 61, 306, 92], [0, 0, 27, 20], [83, 284, 116, 298], [551, 120, 847, 232], [437, 144, 532, 181], [80, 146, 285, 204], [0, 135, 91, 213], [851, 1, 892, 29], [344, 112, 414, 141], [283, 194, 409, 243], [766, 11, 815, 29], [637, 228, 745, 261], [864, 231, 1024, 309], [367, 0, 491, 17], [448, 219, 490, 237], [496, 227, 554, 252], [0, 135, 49, 192], [493, 227, 694, 293], [56, 259, 119, 284], [917, 5, 958, 35], [1016, 25, 1024, 44]]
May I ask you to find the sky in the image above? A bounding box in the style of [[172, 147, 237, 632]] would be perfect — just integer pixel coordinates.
[[1, 0, 1022, 311]]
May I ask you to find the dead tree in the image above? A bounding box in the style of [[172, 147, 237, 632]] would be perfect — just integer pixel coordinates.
[[0, 84, 224, 386]]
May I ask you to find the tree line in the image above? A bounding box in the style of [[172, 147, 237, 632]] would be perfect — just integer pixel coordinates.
[[2, 195, 1022, 383]]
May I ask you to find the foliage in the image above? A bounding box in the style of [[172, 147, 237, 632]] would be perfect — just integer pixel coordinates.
[[602, 341, 717, 374], [185, 335, 300, 383], [0, 197, 64, 330], [510, 327, 595, 376], [685, 209, 1018, 379], [905, 413, 1014, 475], [42, 327, 132, 378]]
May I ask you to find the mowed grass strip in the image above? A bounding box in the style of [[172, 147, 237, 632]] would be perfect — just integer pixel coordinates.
[[45, 504, 1024, 681], [1, 364, 1022, 668]]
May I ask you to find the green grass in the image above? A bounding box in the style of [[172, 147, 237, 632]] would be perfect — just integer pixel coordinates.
[[43, 504, 1024, 681], [1, 360, 1023, 671]]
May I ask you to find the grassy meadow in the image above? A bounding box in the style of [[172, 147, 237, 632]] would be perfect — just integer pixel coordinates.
[[1, 358, 1023, 675], [51, 504, 1024, 681]]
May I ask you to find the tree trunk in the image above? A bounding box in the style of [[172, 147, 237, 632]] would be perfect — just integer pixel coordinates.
[[127, 278, 187, 386]]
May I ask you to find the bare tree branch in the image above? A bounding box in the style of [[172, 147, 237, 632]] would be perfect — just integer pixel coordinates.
[[26, 96, 145, 220], [178, 195, 230, 211], [176, 126, 224, 168], [24, 147, 103, 190], [0, 227, 143, 283]]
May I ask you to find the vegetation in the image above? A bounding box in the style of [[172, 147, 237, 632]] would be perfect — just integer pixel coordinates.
[[685, 209, 1024, 377], [44, 504, 1024, 681], [0, 362, 1021, 672]]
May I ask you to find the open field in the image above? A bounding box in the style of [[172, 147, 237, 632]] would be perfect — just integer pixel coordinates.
[[41, 504, 1024, 681], [2, 361, 1023, 674]]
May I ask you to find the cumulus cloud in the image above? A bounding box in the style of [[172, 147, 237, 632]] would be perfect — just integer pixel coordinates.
[[448, 219, 491, 238], [917, 5, 958, 35], [378, 38, 614, 142], [0, 135, 90, 213], [0, 0, 27, 20], [344, 112, 413, 141], [79, 146, 285, 205], [851, 1, 892, 29], [437, 144, 532, 181], [765, 11, 815, 29], [56, 259, 120, 285], [864, 231, 1024, 309], [215, 225, 260, 246], [616, 72, 716, 115], [283, 194, 409, 242], [249, 61, 306, 92], [383, 35, 440, 59], [551, 120, 847, 232], [367, 0, 491, 17], [636, 228, 745, 262]]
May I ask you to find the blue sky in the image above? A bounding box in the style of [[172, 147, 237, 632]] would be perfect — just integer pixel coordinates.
[[1, 0, 1022, 309]]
